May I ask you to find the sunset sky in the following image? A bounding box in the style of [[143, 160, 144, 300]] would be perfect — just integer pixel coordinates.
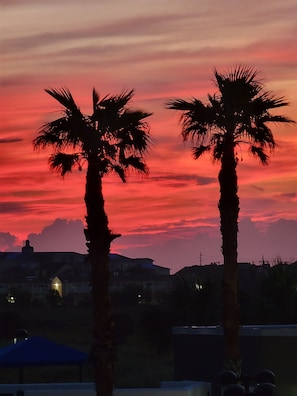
[[1, 0, 297, 273]]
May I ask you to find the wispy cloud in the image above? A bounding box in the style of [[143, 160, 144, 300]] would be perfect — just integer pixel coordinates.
[[0, 202, 31, 214], [277, 192, 297, 200], [0, 137, 23, 143], [196, 176, 217, 185]]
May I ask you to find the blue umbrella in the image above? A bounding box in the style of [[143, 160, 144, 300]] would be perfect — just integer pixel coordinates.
[[0, 336, 88, 383]]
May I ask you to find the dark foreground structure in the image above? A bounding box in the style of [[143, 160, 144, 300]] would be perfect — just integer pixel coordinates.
[[173, 325, 297, 396]]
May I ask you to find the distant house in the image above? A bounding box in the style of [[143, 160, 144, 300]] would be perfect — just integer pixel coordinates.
[[0, 240, 170, 305], [0, 240, 88, 303], [108, 254, 170, 304]]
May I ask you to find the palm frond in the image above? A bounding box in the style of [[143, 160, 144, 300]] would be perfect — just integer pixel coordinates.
[[255, 92, 290, 109], [214, 65, 260, 90], [92, 90, 135, 135], [35, 86, 152, 183], [120, 109, 152, 125], [116, 89, 134, 107], [92, 88, 100, 113], [167, 98, 217, 141], [33, 124, 64, 150], [98, 89, 134, 114], [214, 66, 263, 120], [49, 152, 81, 176], [167, 66, 295, 167], [228, 65, 258, 84], [113, 165, 126, 182], [249, 145, 270, 165], [45, 88, 80, 113], [116, 112, 152, 154], [122, 156, 149, 174], [192, 145, 210, 159], [241, 121, 275, 146], [34, 116, 87, 151], [260, 114, 295, 124], [166, 98, 195, 111]]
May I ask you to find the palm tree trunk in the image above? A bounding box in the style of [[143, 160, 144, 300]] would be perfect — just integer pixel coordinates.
[[85, 157, 115, 396], [218, 142, 241, 375]]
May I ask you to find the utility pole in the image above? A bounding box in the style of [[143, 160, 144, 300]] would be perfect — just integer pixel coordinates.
[[199, 252, 202, 266]]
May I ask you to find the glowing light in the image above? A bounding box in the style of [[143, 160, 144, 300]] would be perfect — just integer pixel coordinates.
[[7, 295, 15, 303]]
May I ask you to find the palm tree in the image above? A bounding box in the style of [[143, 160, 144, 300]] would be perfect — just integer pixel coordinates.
[[166, 65, 294, 374], [34, 88, 152, 396]]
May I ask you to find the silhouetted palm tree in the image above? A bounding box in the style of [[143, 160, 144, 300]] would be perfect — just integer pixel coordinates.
[[34, 88, 152, 396], [166, 65, 294, 374]]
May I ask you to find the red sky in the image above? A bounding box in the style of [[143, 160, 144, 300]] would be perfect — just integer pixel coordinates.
[[1, 0, 297, 273]]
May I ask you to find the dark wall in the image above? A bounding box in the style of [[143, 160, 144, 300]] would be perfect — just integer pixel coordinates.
[[173, 327, 297, 396]]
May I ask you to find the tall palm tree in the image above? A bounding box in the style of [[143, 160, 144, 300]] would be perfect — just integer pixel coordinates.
[[34, 88, 152, 396], [166, 65, 294, 374]]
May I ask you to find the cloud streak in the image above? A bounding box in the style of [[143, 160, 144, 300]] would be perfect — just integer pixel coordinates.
[[0, 137, 23, 143]]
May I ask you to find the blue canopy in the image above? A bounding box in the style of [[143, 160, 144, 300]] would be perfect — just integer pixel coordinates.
[[0, 336, 88, 367]]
